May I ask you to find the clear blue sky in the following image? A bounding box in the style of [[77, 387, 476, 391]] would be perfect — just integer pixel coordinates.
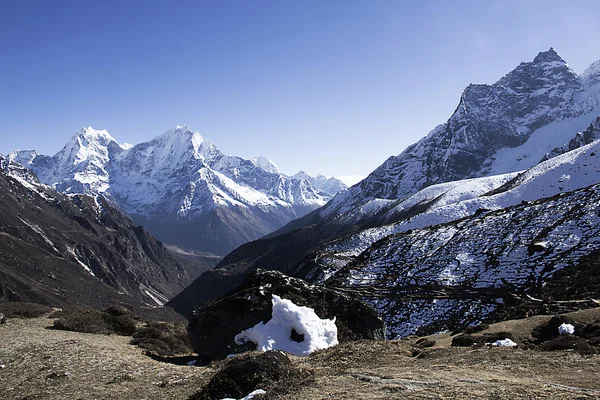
[[1, 0, 599, 182]]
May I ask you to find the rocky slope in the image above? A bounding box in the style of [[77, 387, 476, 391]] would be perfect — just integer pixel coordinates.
[[0, 154, 206, 310], [10, 126, 346, 255], [170, 49, 600, 323], [329, 181, 600, 338], [324, 48, 600, 217]]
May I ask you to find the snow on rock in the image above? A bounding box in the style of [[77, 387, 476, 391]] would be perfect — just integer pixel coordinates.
[[234, 295, 338, 356], [251, 154, 280, 174], [221, 389, 266, 400], [558, 323, 575, 335], [491, 339, 518, 347]]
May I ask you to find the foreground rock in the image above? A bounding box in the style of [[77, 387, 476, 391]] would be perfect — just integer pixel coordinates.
[[188, 269, 385, 360], [189, 351, 301, 400]]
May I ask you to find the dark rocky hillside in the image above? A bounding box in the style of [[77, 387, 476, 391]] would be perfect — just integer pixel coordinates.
[[328, 183, 600, 337], [0, 155, 206, 311]]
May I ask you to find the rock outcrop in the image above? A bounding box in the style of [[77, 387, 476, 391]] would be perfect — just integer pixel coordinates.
[[187, 269, 385, 360]]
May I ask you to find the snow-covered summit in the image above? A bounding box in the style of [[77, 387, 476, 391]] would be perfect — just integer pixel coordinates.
[[63, 126, 117, 165], [251, 155, 280, 174], [12, 125, 346, 254], [291, 171, 347, 197], [582, 59, 600, 95], [149, 125, 215, 162]]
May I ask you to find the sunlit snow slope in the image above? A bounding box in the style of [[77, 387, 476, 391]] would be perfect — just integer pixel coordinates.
[[10, 125, 346, 254]]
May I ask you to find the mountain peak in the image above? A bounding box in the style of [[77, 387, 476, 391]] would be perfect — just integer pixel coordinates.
[[151, 125, 211, 161], [73, 126, 117, 144], [62, 127, 118, 165], [533, 47, 565, 64], [582, 59, 600, 89], [251, 154, 280, 174]]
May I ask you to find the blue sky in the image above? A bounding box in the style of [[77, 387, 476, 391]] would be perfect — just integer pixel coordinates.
[[1, 0, 599, 182]]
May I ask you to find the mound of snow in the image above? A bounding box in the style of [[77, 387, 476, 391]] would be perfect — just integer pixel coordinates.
[[491, 338, 518, 347], [558, 323, 575, 335], [234, 295, 338, 356]]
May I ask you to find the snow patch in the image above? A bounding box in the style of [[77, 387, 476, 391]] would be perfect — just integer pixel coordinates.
[[65, 246, 96, 277], [234, 295, 338, 356], [491, 338, 517, 347], [558, 323, 575, 335], [221, 389, 266, 400]]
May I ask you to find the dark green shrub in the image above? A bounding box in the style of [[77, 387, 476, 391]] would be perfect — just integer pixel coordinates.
[[539, 335, 594, 354], [189, 351, 300, 400], [452, 331, 514, 347], [415, 338, 436, 348], [51, 306, 138, 335], [131, 321, 191, 356], [0, 302, 53, 318], [464, 323, 489, 334]]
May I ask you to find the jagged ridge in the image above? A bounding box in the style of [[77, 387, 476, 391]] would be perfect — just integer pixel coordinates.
[[10, 125, 347, 255]]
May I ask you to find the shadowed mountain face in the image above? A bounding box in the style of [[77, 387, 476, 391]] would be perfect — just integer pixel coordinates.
[[0, 155, 208, 311], [10, 126, 346, 255], [169, 49, 600, 323]]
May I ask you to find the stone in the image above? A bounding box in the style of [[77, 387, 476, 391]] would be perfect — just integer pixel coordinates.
[[187, 269, 385, 361], [189, 351, 294, 400]]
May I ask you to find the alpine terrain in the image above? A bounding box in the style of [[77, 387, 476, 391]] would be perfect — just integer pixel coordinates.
[[0, 154, 209, 312], [170, 48, 600, 333], [9, 126, 346, 255]]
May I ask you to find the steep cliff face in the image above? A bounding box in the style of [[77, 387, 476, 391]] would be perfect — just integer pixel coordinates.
[[0, 154, 205, 309], [10, 126, 346, 255]]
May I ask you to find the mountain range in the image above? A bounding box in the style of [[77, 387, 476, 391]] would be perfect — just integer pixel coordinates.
[[3, 48, 600, 338], [9, 126, 347, 255], [169, 49, 600, 326]]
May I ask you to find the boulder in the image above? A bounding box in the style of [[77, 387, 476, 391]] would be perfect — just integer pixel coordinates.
[[187, 269, 385, 360], [189, 351, 294, 400], [0, 312, 5, 324]]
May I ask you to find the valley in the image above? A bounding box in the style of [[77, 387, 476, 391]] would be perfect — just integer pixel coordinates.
[[3, 8, 600, 396]]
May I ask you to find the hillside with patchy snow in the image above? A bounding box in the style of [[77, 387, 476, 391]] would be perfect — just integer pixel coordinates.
[[322, 48, 600, 217], [172, 49, 600, 320], [329, 180, 600, 337], [9, 126, 346, 254]]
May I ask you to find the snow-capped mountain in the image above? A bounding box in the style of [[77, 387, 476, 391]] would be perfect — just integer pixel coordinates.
[[10, 125, 346, 255], [293, 137, 600, 282], [251, 154, 280, 174], [324, 48, 600, 216], [291, 171, 348, 197], [169, 49, 600, 321]]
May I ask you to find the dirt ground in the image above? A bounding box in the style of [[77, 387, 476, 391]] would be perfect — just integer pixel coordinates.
[[0, 316, 210, 400], [1, 308, 600, 400]]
